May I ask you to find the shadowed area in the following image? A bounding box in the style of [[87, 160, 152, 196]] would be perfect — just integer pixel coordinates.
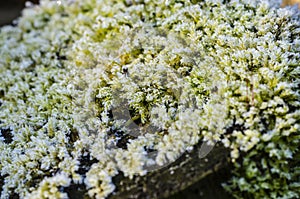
[[0, 0, 39, 26]]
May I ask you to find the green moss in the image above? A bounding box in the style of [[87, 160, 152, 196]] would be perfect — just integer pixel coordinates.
[[0, 0, 299, 198]]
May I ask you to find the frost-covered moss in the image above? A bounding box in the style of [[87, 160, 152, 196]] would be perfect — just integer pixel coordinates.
[[0, 0, 299, 198]]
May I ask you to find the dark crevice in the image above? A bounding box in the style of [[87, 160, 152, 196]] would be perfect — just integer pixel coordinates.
[[0, 90, 4, 98], [8, 193, 19, 199], [111, 171, 125, 194], [0, 175, 4, 195], [77, 154, 98, 177], [68, 128, 79, 144], [108, 128, 124, 137], [0, 128, 13, 144], [128, 107, 143, 126], [116, 134, 136, 150], [224, 118, 245, 135], [0, 89, 4, 107], [55, 51, 67, 61], [64, 182, 87, 199], [28, 166, 60, 188], [108, 128, 137, 150], [144, 146, 156, 153], [288, 104, 298, 113]]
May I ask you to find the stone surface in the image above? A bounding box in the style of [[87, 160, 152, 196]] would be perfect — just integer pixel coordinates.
[[109, 143, 231, 199]]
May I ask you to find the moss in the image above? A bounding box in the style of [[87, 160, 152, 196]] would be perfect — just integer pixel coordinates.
[[0, 0, 299, 198]]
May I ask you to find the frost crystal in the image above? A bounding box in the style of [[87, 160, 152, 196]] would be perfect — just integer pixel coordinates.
[[0, 0, 299, 198]]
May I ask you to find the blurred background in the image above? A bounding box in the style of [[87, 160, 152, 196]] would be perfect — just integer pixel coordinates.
[[0, 0, 38, 26], [0, 0, 299, 26]]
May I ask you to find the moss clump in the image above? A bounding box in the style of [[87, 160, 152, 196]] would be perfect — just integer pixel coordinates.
[[0, 0, 299, 198]]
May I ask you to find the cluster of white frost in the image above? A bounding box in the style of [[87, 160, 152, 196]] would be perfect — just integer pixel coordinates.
[[25, 173, 71, 199], [0, 0, 299, 198]]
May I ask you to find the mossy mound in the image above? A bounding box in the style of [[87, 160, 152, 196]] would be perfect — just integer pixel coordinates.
[[0, 0, 299, 198]]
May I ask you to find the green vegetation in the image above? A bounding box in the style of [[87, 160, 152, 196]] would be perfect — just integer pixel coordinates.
[[0, 0, 299, 198]]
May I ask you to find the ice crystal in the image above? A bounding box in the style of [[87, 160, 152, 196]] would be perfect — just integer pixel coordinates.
[[0, 0, 299, 198]]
